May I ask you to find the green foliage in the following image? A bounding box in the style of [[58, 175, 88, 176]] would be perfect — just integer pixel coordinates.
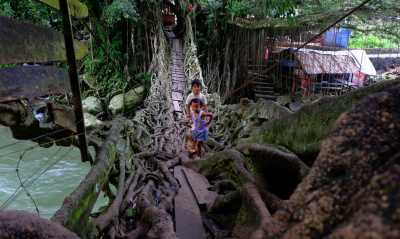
[[251, 0, 296, 18], [39, 0, 88, 18], [83, 36, 125, 96], [226, 0, 251, 19], [0, 64, 17, 68], [0, 0, 60, 27], [198, 0, 296, 19], [198, 0, 223, 10], [135, 72, 151, 93], [0, 1, 14, 16], [350, 33, 399, 49], [82, 0, 151, 97], [102, 0, 138, 26]]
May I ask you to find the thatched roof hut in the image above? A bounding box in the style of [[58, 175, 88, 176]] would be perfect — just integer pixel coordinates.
[[290, 49, 376, 76]]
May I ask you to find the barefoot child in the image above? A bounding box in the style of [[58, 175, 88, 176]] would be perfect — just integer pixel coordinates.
[[189, 98, 212, 157]]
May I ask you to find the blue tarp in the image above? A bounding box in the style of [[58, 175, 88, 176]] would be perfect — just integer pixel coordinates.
[[280, 59, 297, 68], [324, 28, 352, 48]]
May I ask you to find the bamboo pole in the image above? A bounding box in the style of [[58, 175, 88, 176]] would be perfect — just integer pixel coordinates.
[[59, 0, 91, 163]]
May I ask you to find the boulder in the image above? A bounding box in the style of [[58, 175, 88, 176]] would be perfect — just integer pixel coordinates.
[[108, 86, 145, 115], [288, 101, 304, 112], [255, 99, 292, 121], [82, 96, 102, 114], [84, 112, 104, 129], [276, 95, 292, 106]]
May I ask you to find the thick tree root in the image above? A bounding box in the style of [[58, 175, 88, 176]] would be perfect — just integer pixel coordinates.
[[242, 183, 284, 239], [94, 151, 126, 233], [236, 143, 309, 179], [52, 119, 125, 237]]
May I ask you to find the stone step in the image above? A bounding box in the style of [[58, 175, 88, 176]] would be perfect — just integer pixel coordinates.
[[254, 89, 274, 95], [254, 84, 273, 89], [254, 81, 274, 86], [255, 93, 277, 101]]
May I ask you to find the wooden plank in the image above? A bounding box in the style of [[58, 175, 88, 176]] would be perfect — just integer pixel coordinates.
[[172, 75, 185, 78], [172, 85, 185, 93], [173, 83, 186, 87], [0, 66, 70, 102], [0, 16, 88, 64], [174, 166, 206, 239], [173, 101, 182, 112], [172, 79, 184, 83], [173, 88, 185, 94], [39, 0, 88, 18], [173, 77, 186, 82], [172, 84, 186, 90], [172, 87, 185, 93], [172, 92, 184, 101], [182, 168, 217, 208]]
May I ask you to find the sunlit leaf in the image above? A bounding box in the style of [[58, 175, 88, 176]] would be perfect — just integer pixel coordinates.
[[38, 0, 88, 18]]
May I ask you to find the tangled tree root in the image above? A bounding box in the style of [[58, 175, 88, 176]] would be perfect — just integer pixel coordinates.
[[207, 81, 400, 239]]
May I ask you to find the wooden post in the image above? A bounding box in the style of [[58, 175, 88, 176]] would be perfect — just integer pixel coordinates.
[[59, 0, 91, 163]]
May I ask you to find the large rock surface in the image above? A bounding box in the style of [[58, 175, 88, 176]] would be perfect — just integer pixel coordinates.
[[212, 98, 292, 145], [254, 99, 292, 121], [108, 86, 145, 115], [276, 84, 400, 238]]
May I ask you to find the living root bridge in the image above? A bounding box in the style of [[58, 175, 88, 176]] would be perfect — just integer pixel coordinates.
[[49, 116, 182, 239], [49, 17, 185, 238]]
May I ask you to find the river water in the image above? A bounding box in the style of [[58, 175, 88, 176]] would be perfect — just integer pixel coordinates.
[[0, 127, 91, 218]]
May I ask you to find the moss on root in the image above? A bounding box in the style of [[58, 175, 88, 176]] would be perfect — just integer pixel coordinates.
[[246, 80, 400, 163]]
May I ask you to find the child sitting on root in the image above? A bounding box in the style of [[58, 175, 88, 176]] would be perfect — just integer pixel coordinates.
[[188, 98, 213, 158]]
